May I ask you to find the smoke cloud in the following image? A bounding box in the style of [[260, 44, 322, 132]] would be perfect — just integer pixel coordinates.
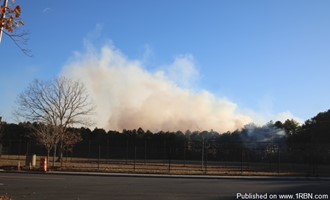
[[241, 123, 286, 143], [62, 44, 256, 133]]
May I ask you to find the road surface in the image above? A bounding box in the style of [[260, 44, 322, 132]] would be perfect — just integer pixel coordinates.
[[0, 172, 329, 200]]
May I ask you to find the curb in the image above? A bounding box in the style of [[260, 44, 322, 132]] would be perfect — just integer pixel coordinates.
[[48, 171, 330, 181], [2, 169, 329, 181]]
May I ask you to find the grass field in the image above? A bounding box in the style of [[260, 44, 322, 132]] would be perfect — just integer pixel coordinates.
[[1, 154, 329, 176]]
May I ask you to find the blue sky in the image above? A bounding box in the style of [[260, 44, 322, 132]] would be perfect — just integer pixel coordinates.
[[1, 1, 330, 130]]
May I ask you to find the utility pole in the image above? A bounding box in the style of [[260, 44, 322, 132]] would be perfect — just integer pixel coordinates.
[[0, 0, 9, 44]]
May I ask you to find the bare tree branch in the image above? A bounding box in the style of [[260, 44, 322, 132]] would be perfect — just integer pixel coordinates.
[[30, 123, 60, 154], [1, 0, 32, 56], [15, 77, 95, 127], [3, 30, 32, 56], [15, 76, 95, 162]]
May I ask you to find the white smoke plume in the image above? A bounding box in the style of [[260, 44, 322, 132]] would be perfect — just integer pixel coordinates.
[[61, 44, 253, 133]]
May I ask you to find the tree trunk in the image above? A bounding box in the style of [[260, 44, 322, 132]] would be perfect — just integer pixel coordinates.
[[53, 145, 57, 167], [59, 139, 64, 167]]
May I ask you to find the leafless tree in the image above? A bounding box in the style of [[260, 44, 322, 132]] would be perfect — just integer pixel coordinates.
[[31, 123, 61, 166], [15, 77, 94, 164]]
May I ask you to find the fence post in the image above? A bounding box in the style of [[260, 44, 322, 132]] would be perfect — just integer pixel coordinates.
[[126, 139, 129, 164], [277, 145, 280, 174], [183, 143, 186, 167], [134, 144, 136, 171], [107, 135, 110, 159], [163, 140, 167, 164], [205, 147, 208, 174], [168, 146, 171, 174], [201, 138, 204, 171], [144, 140, 147, 165], [18, 139, 22, 159], [241, 147, 243, 175], [98, 144, 101, 169]]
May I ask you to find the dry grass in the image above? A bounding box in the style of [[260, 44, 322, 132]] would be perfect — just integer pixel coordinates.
[[58, 162, 298, 176], [50, 158, 300, 176], [1, 154, 328, 177]]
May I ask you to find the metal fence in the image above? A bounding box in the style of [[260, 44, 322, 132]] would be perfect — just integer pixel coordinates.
[[1, 139, 330, 176]]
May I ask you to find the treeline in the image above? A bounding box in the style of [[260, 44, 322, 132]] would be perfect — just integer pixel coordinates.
[[1, 109, 330, 164]]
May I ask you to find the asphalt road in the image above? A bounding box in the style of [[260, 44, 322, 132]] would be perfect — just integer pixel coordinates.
[[0, 172, 329, 200]]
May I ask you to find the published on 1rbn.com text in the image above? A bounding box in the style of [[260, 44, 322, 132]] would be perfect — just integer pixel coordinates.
[[236, 193, 329, 200]]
